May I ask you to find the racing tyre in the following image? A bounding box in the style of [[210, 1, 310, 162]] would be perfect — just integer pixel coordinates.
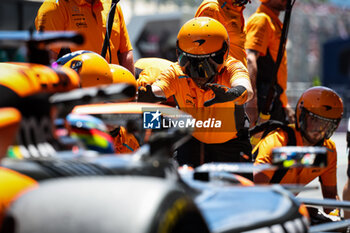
[[1, 176, 209, 233]]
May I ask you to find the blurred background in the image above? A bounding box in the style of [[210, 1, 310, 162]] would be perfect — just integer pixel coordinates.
[[0, 0, 349, 121]]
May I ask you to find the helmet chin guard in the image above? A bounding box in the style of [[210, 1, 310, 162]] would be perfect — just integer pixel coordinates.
[[177, 41, 227, 79]]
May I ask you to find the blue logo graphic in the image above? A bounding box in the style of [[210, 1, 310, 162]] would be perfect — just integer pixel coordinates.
[[143, 110, 161, 129]]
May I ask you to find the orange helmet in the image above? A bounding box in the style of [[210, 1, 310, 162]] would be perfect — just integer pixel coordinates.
[[0, 62, 80, 97], [176, 17, 229, 86], [56, 50, 113, 88], [109, 64, 137, 89], [295, 86, 343, 139]]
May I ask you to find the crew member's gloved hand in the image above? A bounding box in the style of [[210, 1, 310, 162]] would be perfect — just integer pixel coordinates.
[[204, 84, 247, 107], [137, 84, 166, 103]]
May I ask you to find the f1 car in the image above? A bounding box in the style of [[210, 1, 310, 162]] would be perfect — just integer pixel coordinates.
[[1, 31, 350, 233], [0, 61, 310, 232]]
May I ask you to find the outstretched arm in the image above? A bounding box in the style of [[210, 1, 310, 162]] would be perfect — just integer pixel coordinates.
[[204, 76, 253, 107]]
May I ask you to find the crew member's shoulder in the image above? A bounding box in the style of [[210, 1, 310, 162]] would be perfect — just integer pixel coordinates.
[[267, 127, 290, 140], [38, 0, 61, 9], [225, 56, 248, 70], [256, 128, 289, 151], [247, 12, 271, 25], [158, 62, 186, 78], [196, 0, 220, 17], [39, 0, 73, 11]]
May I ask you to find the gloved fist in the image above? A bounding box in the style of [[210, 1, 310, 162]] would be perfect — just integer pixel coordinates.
[[137, 84, 166, 103], [204, 84, 247, 107]]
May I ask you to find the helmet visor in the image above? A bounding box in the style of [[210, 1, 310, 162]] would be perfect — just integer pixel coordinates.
[[300, 108, 340, 140], [177, 42, 228, 83]]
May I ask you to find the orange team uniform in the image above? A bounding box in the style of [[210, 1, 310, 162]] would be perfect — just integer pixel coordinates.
[[245, 4, 288, 121], [135, 58, 173, 87], [135, 58, 176, 106], [0, 167, 38, 226], [153, 56, 249, 144], [253, 124, 337, 186], [195, 0, 247, 67], [35, 0, 132, 64], [112, 126, 140, 153]]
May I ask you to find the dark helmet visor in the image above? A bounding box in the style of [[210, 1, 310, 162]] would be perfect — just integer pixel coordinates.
[[176, 41, 228, 79]]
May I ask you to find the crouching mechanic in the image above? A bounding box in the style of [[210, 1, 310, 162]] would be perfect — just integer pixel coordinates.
[[254, 86, 343, 210], [138, 17, 253, 167]]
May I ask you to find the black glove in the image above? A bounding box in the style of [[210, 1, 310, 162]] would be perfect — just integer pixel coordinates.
[[204, 84, 247, 107], [137, 85, 166, 103]]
